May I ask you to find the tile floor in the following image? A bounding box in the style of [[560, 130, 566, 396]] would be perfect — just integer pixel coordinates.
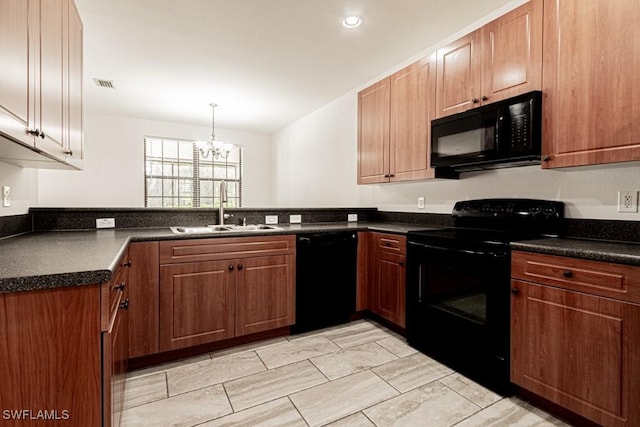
[[122, 319, 571, 427]]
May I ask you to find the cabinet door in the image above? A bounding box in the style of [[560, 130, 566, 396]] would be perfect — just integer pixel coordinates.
[[0, 0, 30, 144], [37, 0, 66, 154], [357, 77, 390, 184], [64, 0, 83, 168], [159, 260, 235, 351], [372, 250, 406, 328], [435, 29, 482, 118], [511, 280, 640, 427], [542, 0, 640, 168], [236, 254, 295, 336], [481, 0, 542, 104], [389, 55, 436, 182]]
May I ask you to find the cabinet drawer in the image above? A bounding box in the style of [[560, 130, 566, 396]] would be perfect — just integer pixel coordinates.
[[372, 232, 406, 255], [159, 235, 295, 264], [512, 251, 640, 304]]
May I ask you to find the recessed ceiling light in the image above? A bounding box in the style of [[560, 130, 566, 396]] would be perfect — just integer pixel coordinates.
[[342, 16, 362, 28]]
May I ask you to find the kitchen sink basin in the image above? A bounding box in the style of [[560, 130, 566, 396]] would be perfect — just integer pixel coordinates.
[[170, 224, 282, 234]]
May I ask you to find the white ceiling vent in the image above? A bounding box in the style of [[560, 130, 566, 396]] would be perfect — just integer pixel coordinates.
[[93, 78, 116, 89]]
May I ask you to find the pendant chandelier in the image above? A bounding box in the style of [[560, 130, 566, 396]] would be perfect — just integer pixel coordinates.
[[197, 103, 234, 159]]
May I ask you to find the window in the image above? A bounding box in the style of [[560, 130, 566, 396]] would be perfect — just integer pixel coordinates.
[[144, 137, 242, 208]]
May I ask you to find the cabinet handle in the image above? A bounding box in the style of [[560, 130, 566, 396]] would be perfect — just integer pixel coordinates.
[[562, 270, 573, 278], [542, 155, 550, 161], [27, 129, 40, 137], [40, 132, 45, 139], [384, 174, 390, 178], [113, 282, 125, 292], [123, 260, 132, 268], [389, 174, 395, 177], [471, 98, 479, 104], [511, 288, 520, 295], [64, 150, 73, 156], [119, 299, 129, 310], [228, 265, 234, 271], [237, 264, 244, 270], [481, 96, 488, 101]]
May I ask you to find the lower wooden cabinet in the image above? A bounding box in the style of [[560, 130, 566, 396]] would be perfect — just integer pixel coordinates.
[[359, 232, 407, 328], [158, 236, 296, 352], [511, 251, 640, 427], [0, 285, 102, 427], [159, 260, 236, 351], [236, 254, 296, 336]]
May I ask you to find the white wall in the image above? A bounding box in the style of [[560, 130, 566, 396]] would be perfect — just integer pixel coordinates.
[[0, 160, 39, 216], [38, 113, 274, 207]]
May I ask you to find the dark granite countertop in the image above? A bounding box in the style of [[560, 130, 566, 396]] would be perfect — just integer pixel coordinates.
[[0, 222, 427, 293], [511, 238, 640, 266]]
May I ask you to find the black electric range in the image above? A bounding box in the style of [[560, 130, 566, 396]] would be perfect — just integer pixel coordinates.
[[406, 198, 564, 395]]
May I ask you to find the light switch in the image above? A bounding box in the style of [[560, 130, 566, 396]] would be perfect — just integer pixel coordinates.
[[2, 186, 10, 207]]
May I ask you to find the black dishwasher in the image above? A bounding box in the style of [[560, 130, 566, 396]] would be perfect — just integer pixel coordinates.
[[292, 231, 358, 334]]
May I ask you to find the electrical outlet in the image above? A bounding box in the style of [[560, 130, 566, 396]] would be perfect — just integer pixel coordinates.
[[348, 213, 358, 222], [418, 196, 425, 209], [618, 190, 638, 213], [265, 215, 279, 225], [2, 186, 10, 207], [289, 214, 302, 224], [96, 218, 115, 228]]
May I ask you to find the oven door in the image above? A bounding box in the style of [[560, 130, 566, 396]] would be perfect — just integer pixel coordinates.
[[406, 240, 512, 394]]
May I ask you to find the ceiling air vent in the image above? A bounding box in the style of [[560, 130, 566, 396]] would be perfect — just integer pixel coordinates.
[[93, 78, 115, 89]]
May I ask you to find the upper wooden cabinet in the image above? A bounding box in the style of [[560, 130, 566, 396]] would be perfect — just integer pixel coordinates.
[[0, 0, 83, 169], [358, 55, 436, 184], [435, 0, 542, 118], [541, 0, 640, 168]]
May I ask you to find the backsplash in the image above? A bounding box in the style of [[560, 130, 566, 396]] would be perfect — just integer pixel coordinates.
[[29, 207, 378, 231], [0, 214, 31, 239], [2, 208, 636, 244]]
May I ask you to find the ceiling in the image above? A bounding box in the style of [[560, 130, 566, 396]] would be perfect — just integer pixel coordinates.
[[76, 0, 514, 134]]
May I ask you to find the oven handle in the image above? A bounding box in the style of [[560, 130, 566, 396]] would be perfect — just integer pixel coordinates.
[[408, 241, 507, 259]]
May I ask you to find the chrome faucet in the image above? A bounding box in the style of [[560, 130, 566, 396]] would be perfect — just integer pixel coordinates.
[[219, 180, 228, 225]]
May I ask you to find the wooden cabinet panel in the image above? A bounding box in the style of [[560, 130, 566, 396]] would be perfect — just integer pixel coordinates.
[[435, 0, 542, 118], [0, 0, 30, 129], [236, 254, 295, 336], [372, 250, 406, 328], [358, 56, 436, 184], [373, 232, 407, 255], [511, 279, 640, 427], [159, 260, 235, 351], [128, 242, 160, 358], [542, 0, 640, 168], [356, 231, 373, 311], [357, 78, 390, 184], [159, 235, 295, 264], [390, 56, 436, 181], [38, 0, 65, 151], [0, 0, 83, 169], [65, 0, 83, 167], [436, 30, 482, 118], [366, 232, 407, 328], [481, 0, 542, 104], [0, 286, 102, 427], [512, 251, 640, 303]]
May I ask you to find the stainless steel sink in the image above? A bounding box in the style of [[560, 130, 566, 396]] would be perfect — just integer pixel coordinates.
[[170, 224, 282, 234]]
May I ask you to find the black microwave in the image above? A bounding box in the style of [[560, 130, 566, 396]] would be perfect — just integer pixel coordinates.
[[431, 91, 542, 177]]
